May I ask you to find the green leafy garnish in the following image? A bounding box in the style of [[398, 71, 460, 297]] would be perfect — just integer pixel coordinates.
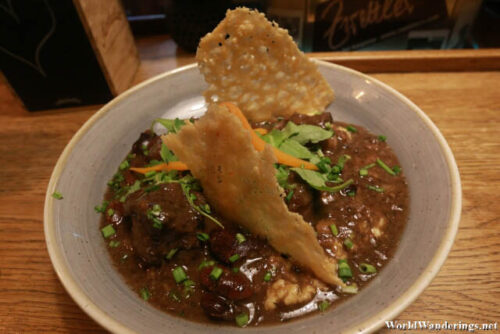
[[109, 240, 120, 248], [119, 160, 129, 171], [180, 181, 224, 229], [94, 200, 109, 213], [290, 124, 334, 144], [52, 191, 63, 200], [160, 143, 178, 163], [367, 185, 384, 193], [147, 204, 163, 229], [318, 300, 330, 312], [291, 168, 354, 193], [336, 154, 351, 170], [282, 122, 333, 144], [101, 224, 116, 238], [119, 180, 141, 202], [166, 248, 178, 260], [152, 118, 186, 133], [261, 128, 287, 147], [140, 287, 151, 301], [279, 139, 314, 159], [346, 125, 357, 133], [376, 158, 396, 176], [198, 259, 215, 270]]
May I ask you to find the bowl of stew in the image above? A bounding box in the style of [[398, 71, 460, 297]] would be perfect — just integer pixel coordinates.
[[44, 61, 461, 333]]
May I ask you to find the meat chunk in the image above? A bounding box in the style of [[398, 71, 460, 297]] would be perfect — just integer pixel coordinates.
[[124, 183, 204, 265]]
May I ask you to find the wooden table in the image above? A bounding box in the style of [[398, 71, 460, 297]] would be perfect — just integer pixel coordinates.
[[1, 43, 500, 332]]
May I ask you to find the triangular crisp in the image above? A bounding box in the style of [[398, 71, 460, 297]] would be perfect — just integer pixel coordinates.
[[163, 104, 343, 286], [196, 7, 334, 122]]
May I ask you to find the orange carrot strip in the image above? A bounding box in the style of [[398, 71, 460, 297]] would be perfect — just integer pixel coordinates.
[[254, 128, 268, 135], [220, 102, 319, 171], [130, 161, 189, 174]]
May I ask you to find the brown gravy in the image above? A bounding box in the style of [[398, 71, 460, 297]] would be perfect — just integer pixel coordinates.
[[98, 112, 408, 326]]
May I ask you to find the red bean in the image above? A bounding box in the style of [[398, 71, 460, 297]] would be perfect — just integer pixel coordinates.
[[199, 266, 253, 301], [200, 292, 233, 320]]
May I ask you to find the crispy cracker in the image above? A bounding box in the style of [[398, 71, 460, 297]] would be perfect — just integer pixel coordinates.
[[163, 104, 343, 286], [196, 7, 334, 122]]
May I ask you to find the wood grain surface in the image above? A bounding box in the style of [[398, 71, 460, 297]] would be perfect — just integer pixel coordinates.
[[1, 46, 499, 333], [74, 0, 140, 95], [311, 49, 500, 73]]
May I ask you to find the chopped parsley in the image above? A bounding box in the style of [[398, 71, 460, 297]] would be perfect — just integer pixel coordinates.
[[140, 287, 150, 301], [51, 191, 63, 200], [346, 125, 357, 133]]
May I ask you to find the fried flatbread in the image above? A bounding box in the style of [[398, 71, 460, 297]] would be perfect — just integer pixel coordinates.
[[163, 104, 343, 286], [196, 7, 334, 122]]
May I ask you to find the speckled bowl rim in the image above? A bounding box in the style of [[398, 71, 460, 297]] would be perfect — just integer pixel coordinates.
[[44, 61, 461, 334]]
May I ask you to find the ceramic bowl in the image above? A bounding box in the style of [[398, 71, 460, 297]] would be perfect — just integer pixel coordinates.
[[44, 61, 461, 333]]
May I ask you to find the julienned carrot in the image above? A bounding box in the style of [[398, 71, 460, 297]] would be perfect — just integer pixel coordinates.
[[130, 161, 189, 174], [254, 128, 268, 135], [220, 102, 319, 171]]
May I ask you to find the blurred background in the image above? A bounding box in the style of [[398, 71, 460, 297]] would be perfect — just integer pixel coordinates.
[[128, 0, 499, 51], [1, 0, 499, 111]]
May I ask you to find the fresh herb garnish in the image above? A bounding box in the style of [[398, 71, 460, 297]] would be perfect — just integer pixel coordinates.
[[367, 185, 384, 193], [346, 125, 357, 133], [342, 284, 359, 294], [376, 158, 396, 176], [261, 128, 287, 147], [344, 238, 354, 249], [338, 259, 352, 279], [329, 224, 339, 236], [119, 160, 130, 171], [152, 118, 186, 133], [285, 190, 294, 202], [291, 168, 354, 193], [263, 271, 272, 282], [378, 135, 387, 142], [160, 143, 178, 162], [359, 162, 376, 176], [172, 267, 187, 283], [209, 267, 223, 280], [180, 181, 224, 229], [109, 240, 120, 248], [101, 224, 116, 238], [336, 154, 351, 171], [235, 313, 249, 327], [51, 191, 63, 200], [166, 248, 178, 260], [118, 180, 141, 202], [198, 259, 215, 270], [279, 139, 314, 159], [282, 122, 334, 144], [359, 263, 377, 274], [236, 233, 246, 244], [318, 300, 330, 312], [229, 254, 240, 263], [196, 232, 210, 242], [140, 287, 150, 301]]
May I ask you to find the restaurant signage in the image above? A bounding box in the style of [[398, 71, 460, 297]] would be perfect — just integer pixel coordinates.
[[313, 0, 448, 51]]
